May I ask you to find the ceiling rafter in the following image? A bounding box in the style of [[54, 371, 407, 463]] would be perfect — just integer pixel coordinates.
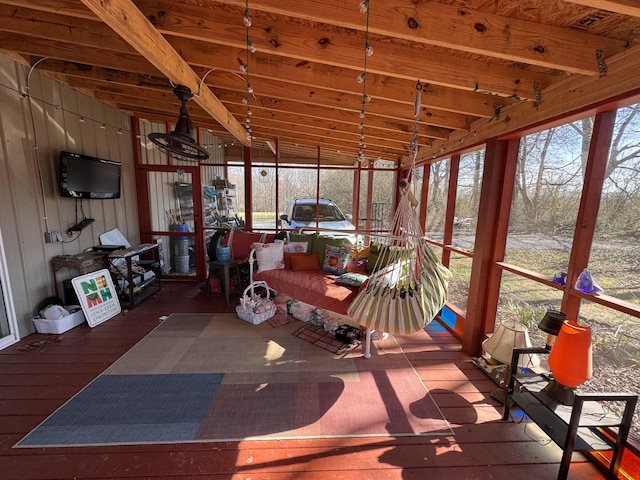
[[78, 0, 249, 145], [216, 0, 628, 75], [0, 0, 638, 164], [562, 0, 640, 17]]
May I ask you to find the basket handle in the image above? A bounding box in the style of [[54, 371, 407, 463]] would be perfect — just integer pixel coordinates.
[[243, 280, 271, 299]]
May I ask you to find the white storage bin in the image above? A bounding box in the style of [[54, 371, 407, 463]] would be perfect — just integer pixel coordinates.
[[32, 307, 85, 334]]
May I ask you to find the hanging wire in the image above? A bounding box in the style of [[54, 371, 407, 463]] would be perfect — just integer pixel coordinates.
[[243, 0, 253, 142], [25, 57, 51, 232], [402, 80, 423, 186]]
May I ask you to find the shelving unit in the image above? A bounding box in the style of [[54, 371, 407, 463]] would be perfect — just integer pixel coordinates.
[[107, 244, 161, 309], [503, 347, 638, 480]]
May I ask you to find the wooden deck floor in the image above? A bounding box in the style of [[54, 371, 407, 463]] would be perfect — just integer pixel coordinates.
[[0, 282, 607, 479]]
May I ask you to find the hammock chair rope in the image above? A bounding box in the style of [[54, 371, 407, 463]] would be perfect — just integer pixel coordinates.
[[348, 80, 452, 336]]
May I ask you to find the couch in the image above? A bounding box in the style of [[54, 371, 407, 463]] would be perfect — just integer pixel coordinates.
[[248, 232, 371, 311]]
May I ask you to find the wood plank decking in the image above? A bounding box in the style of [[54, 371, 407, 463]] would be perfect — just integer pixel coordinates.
[[0, 282, 606, 479]]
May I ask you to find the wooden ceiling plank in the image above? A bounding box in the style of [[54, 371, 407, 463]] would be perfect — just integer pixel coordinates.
[[562, 0, 640, 17], [143, 1, 554, 100], [132, 104, 404, 160], [0, 32, 162, 76], [419, 44, 640, 162], [0, 0, 97, 20], [201, 73, 471, 130], [5, 0, 546, 102], [1, 2, 500, 118], [95, 85, 440, 144], [78, 0, 249, 145], [218, 0, 627, 74], [55, 67, 450, 142]]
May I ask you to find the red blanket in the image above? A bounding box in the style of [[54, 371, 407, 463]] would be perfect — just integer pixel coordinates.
[[253, 269, 358, 315]]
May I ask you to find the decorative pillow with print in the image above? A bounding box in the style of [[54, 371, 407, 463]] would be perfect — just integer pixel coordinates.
[[254, 242, 285, 272], [335, 272, 369, 288], [322, 244, 350, 275], [283, 241, 308, 253]]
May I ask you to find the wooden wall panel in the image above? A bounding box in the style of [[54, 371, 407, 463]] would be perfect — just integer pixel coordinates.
[[0, 54, 137, 340]]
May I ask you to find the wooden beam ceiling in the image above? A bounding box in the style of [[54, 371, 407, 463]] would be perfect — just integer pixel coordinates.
[[77, 0, 249, 145], [0, 0, 639, 164]]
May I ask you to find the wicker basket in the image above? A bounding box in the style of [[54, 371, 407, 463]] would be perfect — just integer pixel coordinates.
[[236, 281, 277, 325]]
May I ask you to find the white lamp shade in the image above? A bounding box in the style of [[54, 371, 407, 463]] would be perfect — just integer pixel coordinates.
[[482, 319, 540, 367]]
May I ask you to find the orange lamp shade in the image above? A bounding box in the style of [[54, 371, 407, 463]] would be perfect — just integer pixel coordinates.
[[548, 320, 592, 388]]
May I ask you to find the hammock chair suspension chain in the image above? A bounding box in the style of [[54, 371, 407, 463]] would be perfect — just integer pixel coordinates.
[[410, 80, 423, 164]]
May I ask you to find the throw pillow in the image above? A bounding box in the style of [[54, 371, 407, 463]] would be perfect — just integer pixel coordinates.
[[289, 232, 316, 252], [254, 242, 285, 272], [284, 251, 311, 269], [230, 230, 264, 261], [323, 244, 350, 275], [350, 245, 370, 260], [346, 259, 367, 274], [283, 241, 308, 253], [289, 252, 321, 271], [335, 272, 369, 288], [314, 235, 348, 265]]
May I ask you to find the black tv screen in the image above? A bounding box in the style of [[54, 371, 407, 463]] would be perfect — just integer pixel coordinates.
[[60, 151, 121, 199]]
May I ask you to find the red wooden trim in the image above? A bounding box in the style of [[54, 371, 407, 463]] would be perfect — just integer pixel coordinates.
[[131, 116, 152, 244], [463, 138, 518, 356], [366, 163, 374, 236], [442, 155, 459, 267], [191, 166, 207, 281], [275, 138, 280, 232], [496, 261, 563, 289], [243, 145, 253, 231], [419, 164, 429, 231], [570, 289, 640, 318], [483, 139, 520, 334], [562, 110, 616, 320], [352, 161, 361, 232]]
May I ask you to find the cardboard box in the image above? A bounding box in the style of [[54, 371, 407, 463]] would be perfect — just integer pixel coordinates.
[[32, 308, 85, 334]]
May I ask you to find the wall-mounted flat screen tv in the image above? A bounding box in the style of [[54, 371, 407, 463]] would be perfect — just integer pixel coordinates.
[[60, 151, 121, 199]]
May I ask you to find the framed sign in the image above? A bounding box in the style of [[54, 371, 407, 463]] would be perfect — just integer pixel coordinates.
[[71, 269, 121, 327]]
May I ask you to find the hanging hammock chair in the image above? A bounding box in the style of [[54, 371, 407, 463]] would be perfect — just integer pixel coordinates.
[[348, 81, 452, 341]]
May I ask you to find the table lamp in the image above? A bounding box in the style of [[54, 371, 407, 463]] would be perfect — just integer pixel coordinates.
[[538, 310, 567, 350], [482, 319, 540, 367], [544, 320, 592, 405]]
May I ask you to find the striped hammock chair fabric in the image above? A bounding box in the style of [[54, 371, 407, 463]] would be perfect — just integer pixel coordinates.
[[347, 187, 452, 335]]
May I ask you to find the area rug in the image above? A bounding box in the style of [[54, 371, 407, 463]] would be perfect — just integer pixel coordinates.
[[292, 323, 361, 354], [15, 313, 451, 447]]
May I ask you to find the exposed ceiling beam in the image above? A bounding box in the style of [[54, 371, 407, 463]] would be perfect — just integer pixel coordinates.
[[419, 44, 640, 162], [218, 0, 628, 75], [145, 1, 556, 100], [563, 0, 640, 17], [0, 3, 504, 118], [78, 0, 250, 145]]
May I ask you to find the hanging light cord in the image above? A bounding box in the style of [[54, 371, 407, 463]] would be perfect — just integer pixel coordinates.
[[25, 57, 51, 232], [357, 0, 372, 162], [243, 0, 254, 142]]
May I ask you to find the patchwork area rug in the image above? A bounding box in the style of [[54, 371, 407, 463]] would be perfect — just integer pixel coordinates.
[[16, 313, 451, 447]]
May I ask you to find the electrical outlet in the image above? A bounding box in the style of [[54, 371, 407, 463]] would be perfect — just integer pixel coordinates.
[[44, 231, 63, 243]]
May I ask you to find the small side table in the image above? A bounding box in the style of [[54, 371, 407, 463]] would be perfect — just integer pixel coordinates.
[[51, 252, 109, 297], [209, 259, 240, 306]]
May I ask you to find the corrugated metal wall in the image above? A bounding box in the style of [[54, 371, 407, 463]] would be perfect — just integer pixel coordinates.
[[0, 54, 139, 339]]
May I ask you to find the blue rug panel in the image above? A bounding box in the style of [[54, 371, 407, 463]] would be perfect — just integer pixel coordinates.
[[18, 373, 223, 446]]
